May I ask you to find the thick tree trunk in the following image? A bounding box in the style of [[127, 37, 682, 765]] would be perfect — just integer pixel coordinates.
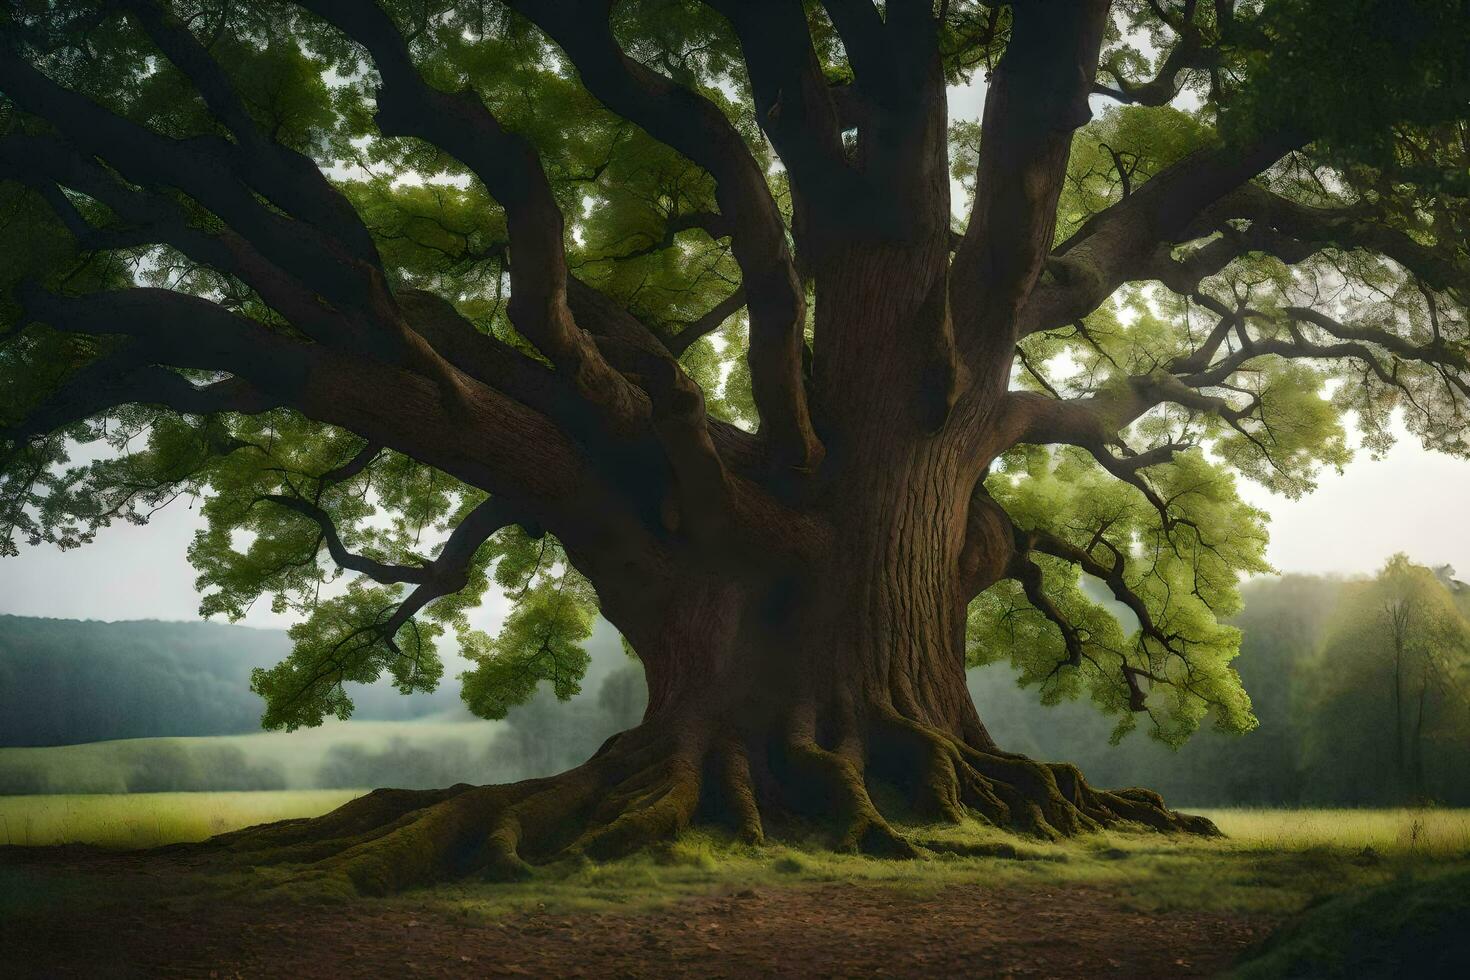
[[204, 558, 1211, 895], [204, 387, 1215, 895]]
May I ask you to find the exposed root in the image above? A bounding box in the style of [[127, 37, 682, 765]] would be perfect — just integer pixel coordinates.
[[874, 711, 1218, 840], [706, 736, 765, 843], [196, 752, 698, 896], [181, 707, 1214, 896], [578, 755, 702, 859], [784, 734, 920, 858]]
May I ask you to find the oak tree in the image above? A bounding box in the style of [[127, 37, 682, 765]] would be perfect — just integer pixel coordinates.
[[3, 0, 1469, 890]]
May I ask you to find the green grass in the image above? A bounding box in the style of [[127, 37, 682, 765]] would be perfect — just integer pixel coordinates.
[[1198, 807, 1470, 854], [0, 790, 366, 848], [414, 807, 1470, 921], [5, 793, 1470, 929], [6, 797, 1467, 979]]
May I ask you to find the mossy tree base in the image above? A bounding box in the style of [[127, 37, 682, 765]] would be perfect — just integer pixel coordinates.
[[200, 709, 1216, 896]]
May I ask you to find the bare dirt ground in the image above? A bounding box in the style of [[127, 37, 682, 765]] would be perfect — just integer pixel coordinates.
[[2, 860, 1274, 979]]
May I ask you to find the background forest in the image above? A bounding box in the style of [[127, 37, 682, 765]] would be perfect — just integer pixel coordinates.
[[5, 558, 1469, 806]]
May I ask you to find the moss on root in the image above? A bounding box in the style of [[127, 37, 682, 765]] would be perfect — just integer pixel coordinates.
[[185, 718, 1216, 897], [875, 711, 1218, 840]]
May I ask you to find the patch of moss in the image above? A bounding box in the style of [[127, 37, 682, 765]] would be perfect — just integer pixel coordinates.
[[396, 817, 1470, 923], [1230, 868, 1470, 979], [772, 855, 808, 874]]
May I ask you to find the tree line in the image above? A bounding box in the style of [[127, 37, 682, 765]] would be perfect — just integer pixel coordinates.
[[974, 559, 1470, 806]]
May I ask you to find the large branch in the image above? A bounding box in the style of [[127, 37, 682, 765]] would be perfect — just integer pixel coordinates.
[[1282, 307, 1470, 400], [0, 48, 395, 351], [507, 0, 822, 472], [294, 0, 645, 433], [0, 124, 532, 464], [951, 0, 1111, 369], [564, 281, 753, 531], [16, 286, 593, 517], [17, 284, 316, 385], [700, 1, 855, 209], [819, 1, 887, 85], [564, 277, 678, 360], [994, 366, 1245, 457], [119, 0, 381, 263], [1014, 134, 1303, 338], [1213, 186, 1470, 299], [6, 6, 798, 580], [0, 132, 349, 340], [997, 296, 1470, 463], [394, 289, 571, 421], [2, 354, 275, 447]]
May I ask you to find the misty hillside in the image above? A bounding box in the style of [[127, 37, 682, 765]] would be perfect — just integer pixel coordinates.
[[0, 615, 470, 746], [0, 614, 648, 793]]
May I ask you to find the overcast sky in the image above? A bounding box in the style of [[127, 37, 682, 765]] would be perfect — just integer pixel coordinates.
[[3, 78, 1465, 628]]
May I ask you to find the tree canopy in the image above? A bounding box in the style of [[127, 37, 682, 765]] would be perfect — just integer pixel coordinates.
[[3, 0, 1469, 750]]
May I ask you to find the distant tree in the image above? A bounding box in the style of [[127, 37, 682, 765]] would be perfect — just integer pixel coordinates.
[[3, 0, 1470, 889], [1306, 556, 1470, 803], [971, 572, 1345, 807]]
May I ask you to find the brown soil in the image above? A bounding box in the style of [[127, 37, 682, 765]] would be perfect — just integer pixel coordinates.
[[2, 863, 1274, 979]]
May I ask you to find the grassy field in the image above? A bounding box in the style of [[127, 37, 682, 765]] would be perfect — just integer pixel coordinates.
[[0, 720, 496, 795], [5, 790, 1467, 857], [404, 807, 1470, 920], [4, 796, 1467, 977], [0, 790, 365, 848], [1198, 806, 1470, 854], [4, 791, 1469, 917]]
